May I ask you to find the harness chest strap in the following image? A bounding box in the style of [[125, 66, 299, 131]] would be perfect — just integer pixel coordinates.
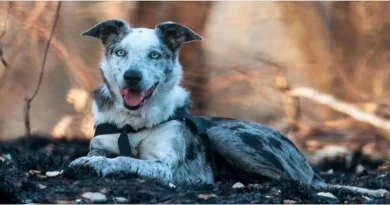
[[93, 107, 219, 179]]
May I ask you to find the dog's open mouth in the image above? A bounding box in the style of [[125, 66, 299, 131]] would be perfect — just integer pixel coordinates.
[[119, 82, 159, 110]]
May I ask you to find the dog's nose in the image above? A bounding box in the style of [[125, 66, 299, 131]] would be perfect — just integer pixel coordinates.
[[123, 70, 142, 84]]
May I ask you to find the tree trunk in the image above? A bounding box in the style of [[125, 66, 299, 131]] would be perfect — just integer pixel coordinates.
[[330, 2, 390, 103], [279, 2, 390, 121], [278, 2, 333, 119]]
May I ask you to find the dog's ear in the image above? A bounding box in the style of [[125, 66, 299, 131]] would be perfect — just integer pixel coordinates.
[[155, 21, 203, 51], [81, 18, 130, 46]]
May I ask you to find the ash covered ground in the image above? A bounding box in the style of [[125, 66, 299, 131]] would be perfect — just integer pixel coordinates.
[[0, 135, 389, 204]]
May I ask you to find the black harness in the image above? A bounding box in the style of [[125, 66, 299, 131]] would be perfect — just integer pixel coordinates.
[[93, 107, 218, 179]]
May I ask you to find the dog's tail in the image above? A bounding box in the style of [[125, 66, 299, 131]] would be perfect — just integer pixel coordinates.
[[325, 184, 389, 197], [312, 177, 389, 198]]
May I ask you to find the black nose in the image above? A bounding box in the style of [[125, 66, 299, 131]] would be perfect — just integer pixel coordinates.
[[123, 70, 142, 84]]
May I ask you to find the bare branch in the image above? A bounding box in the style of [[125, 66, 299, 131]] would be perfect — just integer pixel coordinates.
[[0, 2, 47, 88], [9, 6, 96, 91], [0, 1, 11, 39], [29, 29, 40, 73], [288, 87, 390, 137], [0, 48, 7, 67], [32, 23, 95, 90], [24, 1, 62, 137]]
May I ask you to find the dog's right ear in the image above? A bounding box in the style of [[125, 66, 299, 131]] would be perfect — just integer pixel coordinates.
[[155, 21, 203, 51], [81, 18, 130, 46]]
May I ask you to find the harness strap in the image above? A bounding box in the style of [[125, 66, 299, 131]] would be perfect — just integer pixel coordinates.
[[118, 125, 133, 157], [93, 106, 219, 180], [94, 122, 139, 157], [180, 111, 219, 180]]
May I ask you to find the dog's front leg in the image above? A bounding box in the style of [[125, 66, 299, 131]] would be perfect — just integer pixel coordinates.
[[81, 156, 174, 182], [77, 130, 182, 182], [69, 134, 120, 167], [88, 134, 120, 156]]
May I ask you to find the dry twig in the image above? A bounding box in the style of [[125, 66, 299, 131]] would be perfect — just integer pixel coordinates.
[[24, 2, 62, 136]]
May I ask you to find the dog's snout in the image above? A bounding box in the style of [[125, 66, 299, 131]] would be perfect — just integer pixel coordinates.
[[124, 70, 142, 84]]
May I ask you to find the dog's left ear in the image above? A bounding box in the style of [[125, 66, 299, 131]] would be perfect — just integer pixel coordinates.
[[155, 21, 203, 51], [81, 18, 130, 46]]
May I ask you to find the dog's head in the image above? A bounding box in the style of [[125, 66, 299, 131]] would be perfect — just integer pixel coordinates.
[[82, 18, 202, 110]]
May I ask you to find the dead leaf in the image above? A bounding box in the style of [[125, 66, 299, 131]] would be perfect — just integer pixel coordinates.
[[46, 170, 63, 177], [378, 162, 390, 170], [113, 197, 128, 203], [198, 194, 217, 200], [38, 184, 47, 189], [56, 200, 74, 204], [283, 199, 297, 204], [81, 192, 107, 202], [36, 174, 47, 178], [28, 170, 41, 175], [232, 182, 244, 189]]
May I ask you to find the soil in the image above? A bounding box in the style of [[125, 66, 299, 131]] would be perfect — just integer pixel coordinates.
[[0, 134, 389, 204]]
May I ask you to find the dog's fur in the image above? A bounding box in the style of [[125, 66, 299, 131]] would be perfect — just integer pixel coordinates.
[[69, 19, 389, 197]]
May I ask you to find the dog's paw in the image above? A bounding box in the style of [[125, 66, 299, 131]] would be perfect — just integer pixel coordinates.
[[69, 156, 116, 177], [85, 156, 114, 177], [69, 156, 94, 168]]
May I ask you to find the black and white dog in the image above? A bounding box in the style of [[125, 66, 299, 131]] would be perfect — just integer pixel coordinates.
[[69, 19, 388, 197]]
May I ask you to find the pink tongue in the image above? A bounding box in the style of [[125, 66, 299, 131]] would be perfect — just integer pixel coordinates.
[[120, 88, 146, 107]]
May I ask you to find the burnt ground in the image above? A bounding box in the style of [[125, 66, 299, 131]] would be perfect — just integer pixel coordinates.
[[0, 134, 389, 204]]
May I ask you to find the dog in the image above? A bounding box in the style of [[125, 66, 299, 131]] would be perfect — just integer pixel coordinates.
[[69, 19, 388, 197]]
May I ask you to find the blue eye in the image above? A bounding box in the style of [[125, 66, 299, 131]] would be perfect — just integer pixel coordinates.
[[149, 52, 161, 59], [115, 49, 126, 57]]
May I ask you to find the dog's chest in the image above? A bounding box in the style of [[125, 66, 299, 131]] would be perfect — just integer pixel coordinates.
[[130, 121, 180, 159], [92, 120, 181, 159]]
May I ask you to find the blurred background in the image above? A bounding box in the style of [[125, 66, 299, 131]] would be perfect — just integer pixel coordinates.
[[1, 1, 390, 163]]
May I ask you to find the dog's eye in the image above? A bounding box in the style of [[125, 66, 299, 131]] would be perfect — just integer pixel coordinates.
[[115, 50, 126, 57], [148, 52, 161, 59]]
